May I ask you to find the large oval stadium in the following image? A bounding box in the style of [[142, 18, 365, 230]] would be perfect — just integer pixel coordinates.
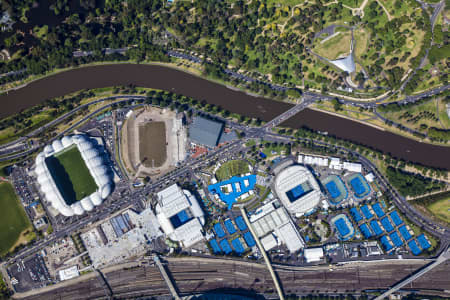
[[35, 134, 113, 216]]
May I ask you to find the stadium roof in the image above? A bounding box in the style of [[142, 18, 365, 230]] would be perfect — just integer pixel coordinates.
[[188, 116, 224, 148], [274, 165, 322, 216], [330, 54, 356, 73], [35, 134, 113, 217], [156, 184, 205, 248]]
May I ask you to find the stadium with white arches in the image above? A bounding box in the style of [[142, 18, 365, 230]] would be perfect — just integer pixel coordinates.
[[35, 134, 113, 216]]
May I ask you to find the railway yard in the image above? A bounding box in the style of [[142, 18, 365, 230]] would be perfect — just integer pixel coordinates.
[[16, 257, 450, 299]]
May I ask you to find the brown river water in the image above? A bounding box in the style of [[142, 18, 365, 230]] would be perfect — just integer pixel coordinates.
[[0, 64, 448, 169]]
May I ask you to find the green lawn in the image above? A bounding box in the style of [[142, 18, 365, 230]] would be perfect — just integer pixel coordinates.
[[50, 145, 97, 204], [427, 197, 450, 225], [0, 182, 31, 256], [215, 160, 250, 181]]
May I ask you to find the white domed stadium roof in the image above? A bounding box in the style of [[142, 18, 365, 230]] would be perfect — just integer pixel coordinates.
[[90, 192, 103, 206], [44, 144, 54, 155], [80, 197, 94, 211], [61, 136, 73, 147], [71, 202, 84, 215], [52, 140, 64, 152], [34, 134, 113, 217], [101, 184, 112, 199]]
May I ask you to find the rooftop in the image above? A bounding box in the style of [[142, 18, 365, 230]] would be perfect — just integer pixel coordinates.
[[189, 116, 224, 148]]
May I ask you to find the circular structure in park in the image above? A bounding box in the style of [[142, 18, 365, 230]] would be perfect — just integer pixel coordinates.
[[35, 134, 113, 216]]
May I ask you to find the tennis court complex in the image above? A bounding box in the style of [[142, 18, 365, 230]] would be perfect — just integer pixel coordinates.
[[322, 175, 347, 204], [347, 173, 370, 198]]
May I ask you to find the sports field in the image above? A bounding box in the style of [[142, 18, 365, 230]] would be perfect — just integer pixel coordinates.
[[0, 182, 31, 256], [427, 197, 450, 224], [215, 160, 250, 181], [139, 122, 167, 168], [48, 145, 97, 204]]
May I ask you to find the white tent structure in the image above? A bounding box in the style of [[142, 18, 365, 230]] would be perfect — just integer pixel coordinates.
[[35, 134, 113, 217]]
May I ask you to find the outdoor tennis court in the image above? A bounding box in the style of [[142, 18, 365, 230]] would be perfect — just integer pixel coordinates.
[[322, 175, 348, 204], [348, 173, 370, 198]]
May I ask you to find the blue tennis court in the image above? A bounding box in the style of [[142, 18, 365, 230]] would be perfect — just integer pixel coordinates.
[[399, 225, 412, 241], [286, 184, 310, 202], [219, 239, 232, 254], [224, 219, 237, 235], [335, 218, 350, 237], [350, 207, 362, 223], [235, 216, 247, 231], [390, 232, 403, 247], [359, 223, 372, 238], [361, 205, 374, 219], [372, 203, 385, 218], [348, 174, 370, 198], [380, 235, 393, 252], [390, 211, 404, 226], [370, 220, 383, 236], [408, 240, 422, 255], [209, 239, 221, 253], [169, 209, 191, 228], [243, 231, 256, 247], [417, 234, 431, 250], [214, 223, 226, 238], [231, 238, 245, 254], [325, 181, 340, 199], [381, 217, 394, 232]]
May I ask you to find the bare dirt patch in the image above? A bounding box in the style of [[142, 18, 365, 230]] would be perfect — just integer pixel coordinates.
[[139, 122, 167, 168]]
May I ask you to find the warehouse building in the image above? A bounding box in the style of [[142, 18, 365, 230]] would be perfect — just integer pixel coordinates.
[[274, 164, 322, 216], [188, 116, 224, 148], [156, 184, 205, 248]]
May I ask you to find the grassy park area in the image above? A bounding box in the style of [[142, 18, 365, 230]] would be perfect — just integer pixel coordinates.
[[215, 160, 250, 181], [50, 145, 97, 204], [0, 182, 32, 256], [313, 31, 352, 60], [427, 197, 450, 225]]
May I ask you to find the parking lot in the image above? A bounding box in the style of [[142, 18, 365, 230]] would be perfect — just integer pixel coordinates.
[[8, 254, 52, 293]]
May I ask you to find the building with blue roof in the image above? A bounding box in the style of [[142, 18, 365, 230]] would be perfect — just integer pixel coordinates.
[[224, 219, 236, 235], [408, 240, 421, 255], [372, 203, 385, 218], [231, 238, 245, 254], [398, 225, 412, 241], [208, 175, 256, 209], [214, 223, 226, 238], [243, 231, 256, 247], [380, 235, 393, 252], [417, 234, 431, 250], [389, 211, 403, 226], [359, 223, 372, 238], [209, 239, 221, 253], [390, 232, 403, 248], [380, 217, 394, 232], [350, 207, 362, 223], [361, 205, 374, 220], [219, 239, 232, 254], [235, 216, 247, 231], [370, 220, 383, 236]]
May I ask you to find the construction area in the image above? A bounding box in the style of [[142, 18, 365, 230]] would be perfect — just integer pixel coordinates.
[[120, 107, 186, 179]]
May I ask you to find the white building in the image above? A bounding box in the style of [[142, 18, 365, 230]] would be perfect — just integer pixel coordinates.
[[343, 162, 362, 173], [58, 266, 80, 281], [274, 165, 322, 216], [155, 184, 205, 248], [250, 200, 305, 253], [35, 134, 113, 216], [304, 247, 324, 263]]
